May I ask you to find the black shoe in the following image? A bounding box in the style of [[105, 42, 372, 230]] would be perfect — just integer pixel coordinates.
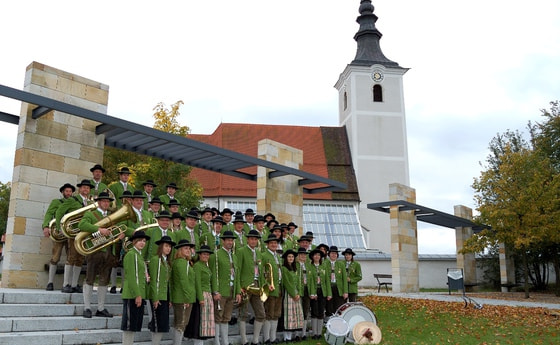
[[294, 336, 301, 342], [109, 286, 117, 294], [228, 317, 237, 325], [264, 341, 271, 345], [72, 285, 83, 293], [46, 283, 54, 291], [249, 316, 255, 325], [119, 287, 123, 293], [83, 309, 92, 318], [95, 309, 113, 318], [61, 285, 73, 293], [300, 336, 307, 341]]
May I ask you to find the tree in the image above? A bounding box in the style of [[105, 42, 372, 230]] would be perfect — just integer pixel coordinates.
[[103, 101, 203, 212], [0, 181, 10, 236]]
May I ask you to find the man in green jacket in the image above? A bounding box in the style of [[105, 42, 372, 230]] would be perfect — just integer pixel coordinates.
[[261, 234, 283, 345], [323, 246, 348, 316], [89, 164, 108, 198], [108, 166, 134, 208]]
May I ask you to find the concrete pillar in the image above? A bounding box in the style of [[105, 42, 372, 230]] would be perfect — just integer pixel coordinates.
[[499, 242, 516, 292], [389, 183, 418, 293], [256, 139, 303, 229], [454, 205, 477, 291], [2, 62, 107, 288]]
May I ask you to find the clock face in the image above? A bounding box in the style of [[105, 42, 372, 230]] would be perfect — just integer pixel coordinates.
[[371, 70, 384, 82]]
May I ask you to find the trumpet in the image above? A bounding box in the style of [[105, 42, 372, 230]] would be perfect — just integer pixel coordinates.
[[74, 202, 137, 256]]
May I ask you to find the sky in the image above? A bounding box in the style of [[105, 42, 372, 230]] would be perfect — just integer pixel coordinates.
[[1, 1, 559, 254]]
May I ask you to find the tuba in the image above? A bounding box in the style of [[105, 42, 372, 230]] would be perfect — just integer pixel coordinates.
[[74, 203, 137, 256], [123, 219, 159, 252], [61, 189, 117, 238], [48, 218, 67, 243]]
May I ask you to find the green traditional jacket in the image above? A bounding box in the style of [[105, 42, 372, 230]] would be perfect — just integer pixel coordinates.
[[282, 267, 301, 298], [323, 259, 348, 294], [78, 208, 132, 254], [54, 194, 90, 234], [199, 230, 221, 252], [148, 255, 171, 301], [345, 260, 362, 294], [42, 198, 65, 228], [144, 227, 177, 262], [196, 221, 212, 237], [296, 261, 313, 296], [108, 181, 134, 208], [157, 194, 178, 209], [122, 247, 147, 299], [194, 260, 212, 302], [309, 262, 332, 298], [170, 257, 196, 304], [236, 246, 264, 289], [89, 180, 108, 198], [123, 208, 154, 230], [233, 230, 247, 251], [209, 248, 240, 298], [142, 191, 155, 211], [175, 228, 200, 251], [261, 249, 283, 297]]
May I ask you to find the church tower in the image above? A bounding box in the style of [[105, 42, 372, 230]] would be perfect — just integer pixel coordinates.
[[335, 0, 410, 253]]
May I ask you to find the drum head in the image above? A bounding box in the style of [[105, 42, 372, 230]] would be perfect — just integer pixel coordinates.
[[326, 317, 349, 336], [338, 304, 376, 342], [352, 321, 382, 344]]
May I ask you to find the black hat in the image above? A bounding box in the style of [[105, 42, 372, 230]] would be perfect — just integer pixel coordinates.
[[165, 182, 179, 190], [119, 190, 133, 199], [271, 225, 282, 233], [197, 245, 214, 254], [95, 191, 114, 201], [149, 196, 163, 205], [201, 207, 213, 215], [130, 230, 150, 242], [155, 235, 176, 246], [175, 239, 195, 249], [297, 236, 311, 243], [254, 215, 265, 223], [246, 229, 261, 238], [297, 247, 308, 255], [59, 183, 76, 193], [267, 220, 278, 228], [264, 234, 279, 243], [317, 243, 329, 252], [190, 207, 200, 214], [117, 167, 132, 174], [264, 212, 276, 220], [167, 199, 181, 207], [171, 212, 184, 220], [221, 208, 234, 216], [132, 190, 146, 199], [244, 208, 255, 215], [342, 248, 356, 256], [90, 164, 106, 173], [309, 248, 325, 260], [305, 231, 314, 238], [156, 210, 173, 219], [288, 222, 298, 229], [185, 210, 200, 220], [282, 249, 297, 259], [211, 207, 220, 214], [328, 246, 340, 253], [142, 179, 157, 187], [220, 230, 236, 240], [232, 215, 246, 223], [77, 179, 94, 188], [211, 215, 226, 224]]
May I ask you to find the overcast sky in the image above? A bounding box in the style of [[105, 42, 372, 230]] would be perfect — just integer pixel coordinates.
[[1, 1, 559, 254]]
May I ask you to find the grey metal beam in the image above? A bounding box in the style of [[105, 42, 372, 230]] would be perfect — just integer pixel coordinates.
[[0, 111, 19, 125], [31, 106, 52, 119]]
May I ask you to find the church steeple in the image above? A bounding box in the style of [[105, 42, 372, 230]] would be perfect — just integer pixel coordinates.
[[351, 0, 399, 67]]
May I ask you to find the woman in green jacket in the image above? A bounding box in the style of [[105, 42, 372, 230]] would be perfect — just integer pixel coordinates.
[[148, 235, 175, 345], [121, 230, 150, 345], [170, 239, 196, 345], [342, 248, 362, 302], [281, 249, 304, 342]]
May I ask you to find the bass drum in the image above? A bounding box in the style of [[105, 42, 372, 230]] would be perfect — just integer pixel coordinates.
[[324, 316, 349, 345], [336, 302, 376, 342]]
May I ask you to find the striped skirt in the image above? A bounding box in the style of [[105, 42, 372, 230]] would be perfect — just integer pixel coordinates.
[[184, 291, 215, 339], [283, 293, 304, 331]]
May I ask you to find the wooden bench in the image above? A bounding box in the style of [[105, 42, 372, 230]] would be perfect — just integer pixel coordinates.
[[374, 273, 392, 292]]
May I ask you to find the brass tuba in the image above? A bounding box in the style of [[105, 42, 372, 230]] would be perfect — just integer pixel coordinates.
[[123, 220, 159, 252], [61, 189, 117, 238], [48, 218, 67, 243], [74, 203, 137, 256]]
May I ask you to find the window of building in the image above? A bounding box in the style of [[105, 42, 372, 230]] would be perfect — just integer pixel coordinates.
[[373, 84, 383, 102], [343, 92, 348, 110]]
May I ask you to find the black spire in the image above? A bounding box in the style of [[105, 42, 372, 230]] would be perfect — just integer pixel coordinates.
[[351, 0, 399, 67]]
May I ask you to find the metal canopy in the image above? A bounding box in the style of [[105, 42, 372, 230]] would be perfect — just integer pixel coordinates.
[[367, 200, 487, 232], [0, 84, 347, 194]]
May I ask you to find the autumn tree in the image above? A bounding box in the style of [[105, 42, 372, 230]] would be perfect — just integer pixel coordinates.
[[0, 181, 10, 236], [103, 101, 203, 212]]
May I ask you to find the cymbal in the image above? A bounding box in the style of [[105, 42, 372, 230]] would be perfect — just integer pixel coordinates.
[[352, 321, 382, 344]]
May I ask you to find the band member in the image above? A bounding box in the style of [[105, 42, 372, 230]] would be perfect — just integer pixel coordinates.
[[243, 208, 255, 232], [210, 230, 241, 345], [308, 248, 331, 339], [177, 210, 200, 251], [42, 183, 74, 291], [144, 211, 176, 262], [109, 190, 132, 293], [287, 222, 299, 242], [270, 226, 283, 254], [220, 208, 234, 232], [121, 230, 151, 345], [171, 212, 185, 232], [147, 197, 164, 218], [55, 179, 94, 293], [89, 164, 108, 198], [108, 166, 134, 208], [159, 182, 180, 206], [184, 245, 216, 345], [171, 239, 196, 345], [200, 215, 225, 252], [261, 234, 283, 345], [280, 223, 295, 253], [232, 214, 247, 250], [78, 192, 123, 318], [237, 229, 266, 345], [141, 179, 157, 210], [148, 235, 175, 345], [253, 215, 267, 251], [297, 236, 312, 253], [281, 249, 304, 342], [323, 246, 348, 316], [342, 248, 362, 302], [296, 247, 311, 340], [197, 207, 214, 236], [166, 199, 181, 215], [317, 243, 329, 257]]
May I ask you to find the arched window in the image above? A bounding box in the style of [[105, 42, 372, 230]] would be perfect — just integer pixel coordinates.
[[343, 92, 348, 110], [373, 84, 383, 102]]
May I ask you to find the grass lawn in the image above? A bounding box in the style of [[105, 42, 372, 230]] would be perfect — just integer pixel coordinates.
[[300, 295, 560, 345]]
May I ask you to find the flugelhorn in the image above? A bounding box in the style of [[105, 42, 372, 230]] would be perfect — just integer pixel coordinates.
[[74, 203, 137, 256], [261, 262, 274, 302]]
